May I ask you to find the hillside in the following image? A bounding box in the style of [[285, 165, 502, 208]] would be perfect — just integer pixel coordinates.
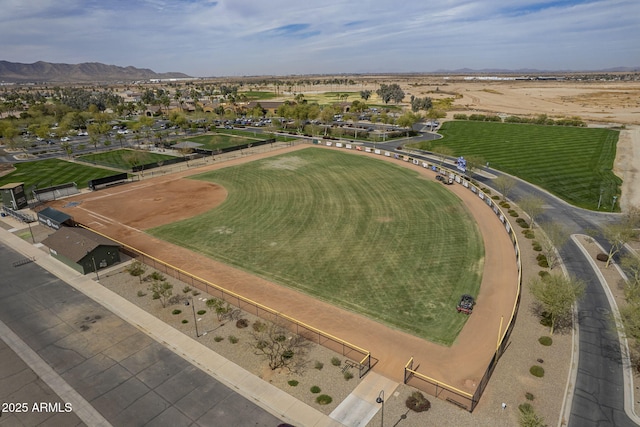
[[0, 60, 190, 83]]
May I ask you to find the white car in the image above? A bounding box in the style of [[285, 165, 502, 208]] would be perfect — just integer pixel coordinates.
[[60, 137, 70, 142]]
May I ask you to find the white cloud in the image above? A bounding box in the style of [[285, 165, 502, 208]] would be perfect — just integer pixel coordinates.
[[1, 0, 638, 76]]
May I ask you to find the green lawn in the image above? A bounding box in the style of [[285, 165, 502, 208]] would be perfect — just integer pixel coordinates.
[[148, 148, 484, 344], [179, 132, 263, 151], [0, 158, 121, 193], [77, 149, 176, 170], [409, 121, 620, 210]]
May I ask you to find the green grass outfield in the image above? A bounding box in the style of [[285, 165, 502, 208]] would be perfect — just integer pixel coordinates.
[[178, 132, 264, 151], [0, 158, 121, 192], [77, 149, 176, 170], [149, 148, 484, 345], [410, 121, 620, 210]]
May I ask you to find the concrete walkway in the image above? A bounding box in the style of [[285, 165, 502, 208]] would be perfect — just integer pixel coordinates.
[[0, 227, 396, 427]]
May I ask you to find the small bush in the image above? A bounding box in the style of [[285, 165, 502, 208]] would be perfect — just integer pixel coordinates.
[[525, 392, 535, 401], [538, 336, 553, 346], [492, 195, 500, 200], [516, 218, 529, 228], [137, 290, 146, 297], [406, 391, 431, 412], [310, 386, 321, 394], [540, 311, 553, 327], [596, 253, 608, 262], [181, 319, 189, 324], [214, 336, 224, 342], [500, 202, 511, 209], [236, 318, 249, 328], [316, 394, 333, 405], [509, 209, 519, 217], [519, 403, 546, 426], [192, 290, 200, 296], [532, 241, 542, 251], [172, 309, 182, 315], [229, 335, 239, 344], [523, 230, 536, 239], [530, 365, 545, 377], [536, 254, 549, 268], [252, 320, 267, 332], [538, 270, 550, 279], [182, 286, 192, 293], [331, 357, 342, 366], [288, 380, 299, 387], [283, 350, 294, 359], [197, 310, 206, 315], [344, 371, 354, 380], [314, 361, 324, 370]]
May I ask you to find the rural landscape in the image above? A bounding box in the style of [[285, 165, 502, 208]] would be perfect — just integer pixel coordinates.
[[1, 67, 640, 427]]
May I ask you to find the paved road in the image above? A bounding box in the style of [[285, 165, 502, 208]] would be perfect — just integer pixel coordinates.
[[0, 242, 282, 426]]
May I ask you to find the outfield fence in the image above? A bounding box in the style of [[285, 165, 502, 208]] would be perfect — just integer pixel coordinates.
[[313, 141, 522, 411], [78, 224, 372, 378]]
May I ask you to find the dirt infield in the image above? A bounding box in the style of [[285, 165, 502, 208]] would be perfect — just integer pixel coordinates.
[[48, 144, 518, 395]]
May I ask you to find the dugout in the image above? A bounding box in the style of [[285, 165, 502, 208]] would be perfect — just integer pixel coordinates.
[[42, 227, 121, 275], [0, 182, 28, 210], [88, 173, 128, 191], [37, 207, 73, 230]]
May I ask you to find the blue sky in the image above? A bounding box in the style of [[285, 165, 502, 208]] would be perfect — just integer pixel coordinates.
[[1, 0, 638, 77]]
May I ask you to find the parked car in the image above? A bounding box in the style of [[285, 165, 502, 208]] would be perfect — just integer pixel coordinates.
[[60, 137, 70, 142]]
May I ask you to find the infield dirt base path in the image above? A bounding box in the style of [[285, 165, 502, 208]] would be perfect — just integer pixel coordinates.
[[49, 144, 518, 396]]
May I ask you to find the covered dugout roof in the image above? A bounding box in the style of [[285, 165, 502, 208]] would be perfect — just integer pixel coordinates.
[[42, 227, 120, 262], [37, 207, 73, 229]]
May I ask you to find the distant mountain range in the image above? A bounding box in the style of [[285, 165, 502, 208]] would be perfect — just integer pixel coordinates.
[[0, 61, 191, 83]]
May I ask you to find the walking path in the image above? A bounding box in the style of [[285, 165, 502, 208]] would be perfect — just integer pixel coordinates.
[[0, 228, 389, 427]]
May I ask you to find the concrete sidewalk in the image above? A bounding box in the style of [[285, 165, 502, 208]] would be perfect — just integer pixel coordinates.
[[0, 228, 351, 427]]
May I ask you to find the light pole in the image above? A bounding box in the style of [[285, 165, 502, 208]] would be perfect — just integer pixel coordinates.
[[376, 390, 384, 427], [91, 256, 99, 280], [597, 188, 604, 210], [612, 195, 618, 212], [184, 297, 199, 337]]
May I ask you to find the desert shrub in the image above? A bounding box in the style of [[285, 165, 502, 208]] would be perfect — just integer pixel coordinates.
[[523, 230, 535, 239], [538, 336, 553, 346], [405, 391, 431, 412], [236, 318, 249, 328], [316, 395, 333, 405], [252, 320, 267, 332], [492, 195, 500, 200], [172, 309, 182, 315], [536, 254, 549, 268], [137, 290, 146, 297], [314, 361, 324, 370], [525, 392, 535, 401], [509, 209, 519, 217], [197, 310, 206, 315], [192, 290, 200, 296], [540, 311, 553, 327], [181, 319, 188, 324], [331, 357, 342, 366], [538, 270, 550, 279], [344, 371, 354, 380], [500, 202, 511, 209], [229, 335, 239, 344], [288, 380, 299, 387], [282, 349, 294, 359], [516, 218, 529, 228], [453, 114, 468, 120], [532, 241, 542, 251], [182, 286, 192, 293], [214, 336, 224, 342], [310, 386, 321, 394], [519, 402, 546, 426], [529, 365, 545, 377], [596, 253, 608, 262]]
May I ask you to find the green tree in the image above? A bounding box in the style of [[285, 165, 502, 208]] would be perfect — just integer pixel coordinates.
[[126, 260, 147, 283], [147, 272, 172, 308], [601, 212, 639, 268], [539, 222, 569, 270], [60, 141, 73, 159], [530, 274, 584, 334], [206, 297, 232, 321]]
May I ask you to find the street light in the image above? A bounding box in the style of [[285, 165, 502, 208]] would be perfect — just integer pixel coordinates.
[[184, 297, 199, 337], [376, 390, 384, 427], [612, 195, 618, 212]]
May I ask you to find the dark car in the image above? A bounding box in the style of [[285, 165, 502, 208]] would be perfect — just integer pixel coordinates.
[[457, 294, 475, 314]]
